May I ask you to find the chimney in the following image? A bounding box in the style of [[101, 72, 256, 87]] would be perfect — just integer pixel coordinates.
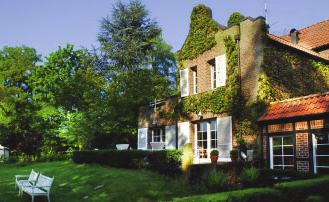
[[289, 28, 299, 44]]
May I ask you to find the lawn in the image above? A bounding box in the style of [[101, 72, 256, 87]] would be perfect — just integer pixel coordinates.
[[0, 161, 193, 202]]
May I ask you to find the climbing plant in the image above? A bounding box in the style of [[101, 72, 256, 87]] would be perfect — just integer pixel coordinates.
[[258, 44, 329, 103], [178, 4, 219, 62], [181, 36, 239, 114]]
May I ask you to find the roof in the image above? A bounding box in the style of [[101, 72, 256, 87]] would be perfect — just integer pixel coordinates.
[[258, 92, 329, 122], [267, 33, 329, 61], [281, 19, 329, 50]]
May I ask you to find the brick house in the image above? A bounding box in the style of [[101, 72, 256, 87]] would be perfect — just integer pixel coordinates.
[[137, 5, 329, 172]]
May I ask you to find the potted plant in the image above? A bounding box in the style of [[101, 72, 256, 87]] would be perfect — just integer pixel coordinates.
[[210, 149, 219, 164], [230, 149, 239, 162]]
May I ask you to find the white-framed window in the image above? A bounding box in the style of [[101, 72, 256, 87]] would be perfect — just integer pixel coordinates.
[[180, 68, 189, 97], [312, 131, 329, 174], [195, 120, 218, 160], [210, 120, 217, 149], [210, 60, 217, 89], [152, 128, 165, 143], [210, 55, 226, 89], [270, 135, 294, 170], [192, 66, 197, 94]]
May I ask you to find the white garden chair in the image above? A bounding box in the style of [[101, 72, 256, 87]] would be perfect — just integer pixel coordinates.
[[15, 169, 39, 196], [21, 174, 54, 202]]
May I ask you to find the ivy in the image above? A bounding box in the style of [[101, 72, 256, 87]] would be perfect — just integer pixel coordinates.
[[181, 36, 239, 114], [258, 44, 329, 103], [178, 4, 219, 62]]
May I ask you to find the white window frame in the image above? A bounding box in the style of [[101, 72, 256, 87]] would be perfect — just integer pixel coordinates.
[[192, 68, 197, 94], [180, 68, 189, 97], [194, 120, 218, 163], [211, 63, 217, 89], [152, 128, 164, 143], [312, 132, 329, 174], [269, 136, 294, 170]]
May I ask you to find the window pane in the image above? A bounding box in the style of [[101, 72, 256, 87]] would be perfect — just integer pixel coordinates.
[[316, 133, 329, 144], [274, 156, 282, 165], [283, 136, 294, 145], [317, 156, 329, 167], [317, 145, 329, 155], [273, 147, 282, 155], [211, 140, 217, 149], [211, 131, 217, 139], [272, 137, 282, 146], [210, 120, 217, 131], [317, 167, 329, 174], [284, 156, 294, 166], [197, 132, 202, 140], [283, 146, 294, 155]]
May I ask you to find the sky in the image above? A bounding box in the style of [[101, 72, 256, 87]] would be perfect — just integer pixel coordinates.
[[0, 0, 328, 57]]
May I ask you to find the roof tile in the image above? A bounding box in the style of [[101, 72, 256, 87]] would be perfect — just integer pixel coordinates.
[[258, 92, 329, 122]]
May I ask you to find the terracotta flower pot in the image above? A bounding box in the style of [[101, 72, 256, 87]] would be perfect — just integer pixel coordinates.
[[210, 155, 218, 164]]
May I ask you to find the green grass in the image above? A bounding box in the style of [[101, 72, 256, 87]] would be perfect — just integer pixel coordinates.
[[0, 161, 193, 202]]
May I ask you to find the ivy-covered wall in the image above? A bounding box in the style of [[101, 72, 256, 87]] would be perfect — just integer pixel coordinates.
[[178, 5, 219, 62], [258, 40, 329, 103], [181, 36, 239, 115]]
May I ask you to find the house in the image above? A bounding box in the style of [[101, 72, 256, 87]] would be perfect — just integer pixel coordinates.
[[137, 5, 329, 172]]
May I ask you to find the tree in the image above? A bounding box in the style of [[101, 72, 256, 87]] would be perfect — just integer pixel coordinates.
[[95, 0, 177, 148], [227, 12, 245, 26], [0, 46, 41, 155], [30, 44, 106, 151], [98, 0, 161, 74]]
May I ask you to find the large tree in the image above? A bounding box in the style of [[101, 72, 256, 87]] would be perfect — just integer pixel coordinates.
[[96, 0, 177, 147], [0, 46, 41, 155]]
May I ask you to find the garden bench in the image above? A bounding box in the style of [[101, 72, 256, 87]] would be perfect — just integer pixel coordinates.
[[20, 173, 54, 202], [15, 169, 39, 196]]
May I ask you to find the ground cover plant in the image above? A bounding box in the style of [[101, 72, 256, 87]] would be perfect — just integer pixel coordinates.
[[0, 161, 193, 202]]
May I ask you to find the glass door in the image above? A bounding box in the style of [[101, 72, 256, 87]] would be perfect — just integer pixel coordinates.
[[312, 131, 329, 174], [195, 120, 217, 162]]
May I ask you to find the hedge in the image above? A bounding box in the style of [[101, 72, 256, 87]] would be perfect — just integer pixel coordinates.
[[72, 149, 182, 176], [173, 175, 329, 202]]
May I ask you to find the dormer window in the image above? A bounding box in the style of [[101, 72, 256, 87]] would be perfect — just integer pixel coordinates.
[[191, 66, 198, 94]]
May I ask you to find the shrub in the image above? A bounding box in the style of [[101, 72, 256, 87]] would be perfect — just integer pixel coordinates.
[[305, 195, 325, 202], [210, 149, 219, 156], [72, 149, 182, 176], [239, 167, 260, 187], [148, 150, 182, 176], [204, 168, 228, 192]]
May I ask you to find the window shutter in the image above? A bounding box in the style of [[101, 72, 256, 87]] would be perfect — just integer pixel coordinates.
[[178, 122, 190, 148], [138, 128, 148, 150], [217, 116, 232, 161], [215, 54, 226, 87], [165, 125, 177, 149], [180, 68, 189, 97]]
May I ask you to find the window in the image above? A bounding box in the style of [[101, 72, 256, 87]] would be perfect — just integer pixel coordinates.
[[210, 55, 226, 89], [270, 136, 294, 170], [191, 66, 197, 94], [152, 128, 165, 143], [196, 120, 218, 159], [210, 121, 217, 149], [313, 131, 329, 174], [209, 60, 217, 89]]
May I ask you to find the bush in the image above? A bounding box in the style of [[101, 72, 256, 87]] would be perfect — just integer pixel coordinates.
[[72, 149, 182, 176], [72, 150, 149, 168], [204, 168, 228, 192], [148, 150, 182, 176], [239, 167, 260, 187], [210, 149, 219, 156]]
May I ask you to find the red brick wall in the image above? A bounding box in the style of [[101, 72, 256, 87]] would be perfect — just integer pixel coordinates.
[[296, 133, 310, 172]]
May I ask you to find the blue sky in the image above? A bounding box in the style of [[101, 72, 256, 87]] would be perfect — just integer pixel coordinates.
[[0, 0, 328, 56]]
